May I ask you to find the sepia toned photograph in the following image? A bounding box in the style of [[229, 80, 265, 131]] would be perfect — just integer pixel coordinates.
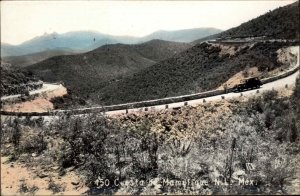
[[1, 0, 299, 195]]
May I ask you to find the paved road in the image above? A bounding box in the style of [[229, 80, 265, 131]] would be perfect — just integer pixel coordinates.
[[1, 83, 63, 102], [106, 46, 299, 116]]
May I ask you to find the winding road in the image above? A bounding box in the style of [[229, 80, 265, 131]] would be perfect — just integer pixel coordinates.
[[1, 46, 299, 117], [1, 83, 63, 102], [106, 69, 299, 116], [106, 46, 299, 116]]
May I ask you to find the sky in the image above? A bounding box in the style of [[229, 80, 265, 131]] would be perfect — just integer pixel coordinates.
[[1, 0, 295, 45]]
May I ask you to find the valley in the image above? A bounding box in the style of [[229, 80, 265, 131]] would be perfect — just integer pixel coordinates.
[[25, 40, 191, 100]]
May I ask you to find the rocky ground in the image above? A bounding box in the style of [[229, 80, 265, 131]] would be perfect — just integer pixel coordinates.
[[1, 156, 88, 195]]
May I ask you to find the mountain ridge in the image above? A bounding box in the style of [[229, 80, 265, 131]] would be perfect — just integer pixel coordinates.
[[26, 39, 192, 97], [95, 41, 296, 105], [92, 1, 299, 105], [1, 28, 221, 57], [2, 48, 77, 67], [193, 1, 299, 44]]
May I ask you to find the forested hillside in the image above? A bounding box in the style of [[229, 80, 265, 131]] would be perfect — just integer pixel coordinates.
[[26, 40, 191, 98], [95, 41, 296, 105], [2, 49, 77, 67], [1, 64, 40, 96], [193, 1, 299, 43]]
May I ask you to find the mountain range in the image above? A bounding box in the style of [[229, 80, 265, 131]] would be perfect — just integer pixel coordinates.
[[1, 27, 221, 58], [97, 1, 299, 105], [6, 1, 299, 106], [141, 27, 222, 43], [2, 48, 78, 67], [26, 40, 191, 97]]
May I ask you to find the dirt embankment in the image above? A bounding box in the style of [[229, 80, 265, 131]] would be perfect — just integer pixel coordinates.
[[217, 46, 297, 90], [2, 85, 67, 113], [217, 67, 261, 90]]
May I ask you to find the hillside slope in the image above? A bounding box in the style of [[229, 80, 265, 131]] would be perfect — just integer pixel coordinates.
[[1, 43, 25, 58], [142, 28, 222, 43], [91, 1, 300, 106], [26, 40, 191, 97], [1, 63, 40, 96], [193, 1, 299, 43], [95, 41, 296, 105], [2, 49, 77, 67]]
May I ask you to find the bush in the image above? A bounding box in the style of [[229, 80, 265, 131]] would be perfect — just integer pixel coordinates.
[[48, 180, 64, 194], [19, 128, 47, 154], [262, 90, 278, 101], [19, 181, 39, 194], [52, 114, 114, 187]]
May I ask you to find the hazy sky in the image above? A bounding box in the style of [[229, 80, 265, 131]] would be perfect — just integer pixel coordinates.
[[1, 0, 295, 45]]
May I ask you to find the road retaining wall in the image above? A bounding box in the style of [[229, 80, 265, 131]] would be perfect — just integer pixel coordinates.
[[261, 66, 299, 84], [1, 65, 299, 116]]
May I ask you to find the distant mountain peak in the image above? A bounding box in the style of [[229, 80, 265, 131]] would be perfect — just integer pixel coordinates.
[[42, 32, 58, 36], [142, 27, 222, 43], [1, 27, 220, 57]]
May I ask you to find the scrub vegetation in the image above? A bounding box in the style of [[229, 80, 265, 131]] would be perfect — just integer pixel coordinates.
[[2, 77, 299, 195]]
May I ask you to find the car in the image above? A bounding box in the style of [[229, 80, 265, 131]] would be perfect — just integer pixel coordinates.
[[233, 77, 262, 92]]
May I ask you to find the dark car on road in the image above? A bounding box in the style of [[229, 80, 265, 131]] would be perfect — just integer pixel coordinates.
[[233, 77, 262, 92]]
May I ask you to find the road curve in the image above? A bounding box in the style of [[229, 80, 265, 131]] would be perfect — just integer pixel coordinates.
[[106, 70, 299, 116], [1, 46, 299, 117], [1, 83, 64, 102], [106, 46, 300, 116]]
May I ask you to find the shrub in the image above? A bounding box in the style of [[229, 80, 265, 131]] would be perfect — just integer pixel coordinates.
[[262, 90, 278, 102], [48, 180, 64, 194], [19, 128, 47, 154], [11, 119, 22, 149], [53, 114, 114, 187], [2, 81, 299, 195], [19, 181, 39, 194]]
